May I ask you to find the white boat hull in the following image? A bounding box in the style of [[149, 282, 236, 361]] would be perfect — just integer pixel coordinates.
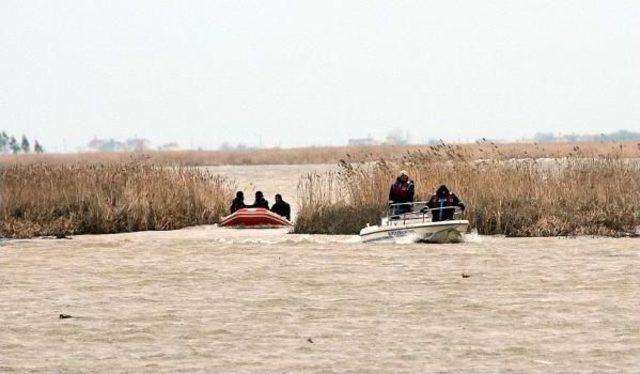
[[359, 219, 469, 244]]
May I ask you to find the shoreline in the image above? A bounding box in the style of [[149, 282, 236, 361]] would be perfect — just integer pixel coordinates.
[[2, 224, 638, 243]]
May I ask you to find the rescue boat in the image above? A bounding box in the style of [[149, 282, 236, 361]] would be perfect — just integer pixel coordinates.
[[359, 202, 468, 243], [219, 208, 292, 228]]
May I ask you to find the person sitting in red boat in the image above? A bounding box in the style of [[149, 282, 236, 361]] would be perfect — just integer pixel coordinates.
[[426, 185, 465, 222], [248, 191, 269, 209], [388, 170, 415, 214], [230, 191, 246, 213], [271, 194, 291, 221]]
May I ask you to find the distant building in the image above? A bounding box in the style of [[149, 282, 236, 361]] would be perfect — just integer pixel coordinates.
[[384, 128, 409, 146], [87, 138, 122, 152], [125, 138, 150, 152], [475, 138, 506, 144], [348, 137, 377, 147], [532, 130, 640, 143], [158, 142, 180, 151]]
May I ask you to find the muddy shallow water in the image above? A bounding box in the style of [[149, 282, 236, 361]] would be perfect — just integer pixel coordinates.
[[1, 164, 639, 373], [1, 229, 639, 373]]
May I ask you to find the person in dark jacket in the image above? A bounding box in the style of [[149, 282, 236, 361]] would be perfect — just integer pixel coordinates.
[[426, 185, 465, 221], [249, 191, 269, 209], [388, 170, 415, 214], [230, 191, 246, 213], [271, 194, 291, 220]]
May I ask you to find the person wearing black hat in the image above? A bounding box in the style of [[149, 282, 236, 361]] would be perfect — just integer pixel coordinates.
[[271, 194, 291, 220], [230, 191, 246, 213], [426, 185, 465, 222], [249, 191, 269, 209]]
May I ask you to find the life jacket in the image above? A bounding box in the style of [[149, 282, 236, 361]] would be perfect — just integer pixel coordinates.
[[430, 194, 457, 221], [430, 194, 454, 205], [391, 180, 413, 200]]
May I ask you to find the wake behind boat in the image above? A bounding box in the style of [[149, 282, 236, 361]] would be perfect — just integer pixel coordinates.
[[359, 202, 469, 243], [220, 208, 292, 228]]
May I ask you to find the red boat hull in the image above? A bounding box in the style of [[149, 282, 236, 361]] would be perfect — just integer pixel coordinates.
[[219, 208, 292, 228]]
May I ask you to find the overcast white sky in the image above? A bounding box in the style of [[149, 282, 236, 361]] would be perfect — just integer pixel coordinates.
[[1, 0, 639, 151]]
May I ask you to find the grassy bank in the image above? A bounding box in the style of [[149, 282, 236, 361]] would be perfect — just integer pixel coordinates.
[[294, 146, 640, 236], [0, 163, 233, 238]]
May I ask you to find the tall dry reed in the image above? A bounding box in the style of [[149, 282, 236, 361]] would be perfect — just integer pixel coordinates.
[[294, 172, 381, 234], [295, 145, 640, 236], [0, 163, 234, 238]]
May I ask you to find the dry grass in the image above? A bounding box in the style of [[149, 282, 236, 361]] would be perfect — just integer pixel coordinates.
[[1, 141, 638, 166], [294, 145, 640, 236], [293, 172, 381, 234], [0, 163, 233, 238], [2, 141, 639, 238]]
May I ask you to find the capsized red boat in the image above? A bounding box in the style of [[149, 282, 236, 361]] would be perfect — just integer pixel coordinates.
[[219, 208, 292, 228]]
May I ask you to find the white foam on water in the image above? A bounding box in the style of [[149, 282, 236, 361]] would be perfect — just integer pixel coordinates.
[[463, 231, 483, 243], [281, 234, 362, 245], [202, 231, 362, 246], [393, 232, 422, 244]]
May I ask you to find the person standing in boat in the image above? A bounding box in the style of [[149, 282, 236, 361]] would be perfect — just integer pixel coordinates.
[[271, 194, 291, 220], [427, 185, 465, 221], [249, 191, 269, 209], [230, 191, 246, 213], [388, 170, 415, 214]]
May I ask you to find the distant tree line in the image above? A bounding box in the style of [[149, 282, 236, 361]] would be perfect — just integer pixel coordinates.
[[218, 142, 258, 152], [87, 137, 151, 152], [0, 131, 44, 154], [86, 137, 185, 152], [534, 130, 640, 143]]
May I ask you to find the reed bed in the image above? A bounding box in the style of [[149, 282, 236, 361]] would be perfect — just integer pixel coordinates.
[[294, 145, 640, 236], [0, 163, 233, 238], [1, 141, 638, 166]]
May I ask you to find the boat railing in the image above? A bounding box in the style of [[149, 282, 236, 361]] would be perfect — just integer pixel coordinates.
[[386, 201, 464, 225]]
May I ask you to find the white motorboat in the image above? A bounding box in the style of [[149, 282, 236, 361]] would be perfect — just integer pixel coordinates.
[[359, 202, 469, 243]]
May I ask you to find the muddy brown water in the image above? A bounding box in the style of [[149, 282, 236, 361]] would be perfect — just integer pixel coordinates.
[[1, 164, 639, 373]]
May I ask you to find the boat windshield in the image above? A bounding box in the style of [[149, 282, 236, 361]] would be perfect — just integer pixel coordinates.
[[386, 201, 464, 223]]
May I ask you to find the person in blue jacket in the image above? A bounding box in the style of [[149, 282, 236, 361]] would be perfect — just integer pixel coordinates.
[[426, 185, 465, 221]]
